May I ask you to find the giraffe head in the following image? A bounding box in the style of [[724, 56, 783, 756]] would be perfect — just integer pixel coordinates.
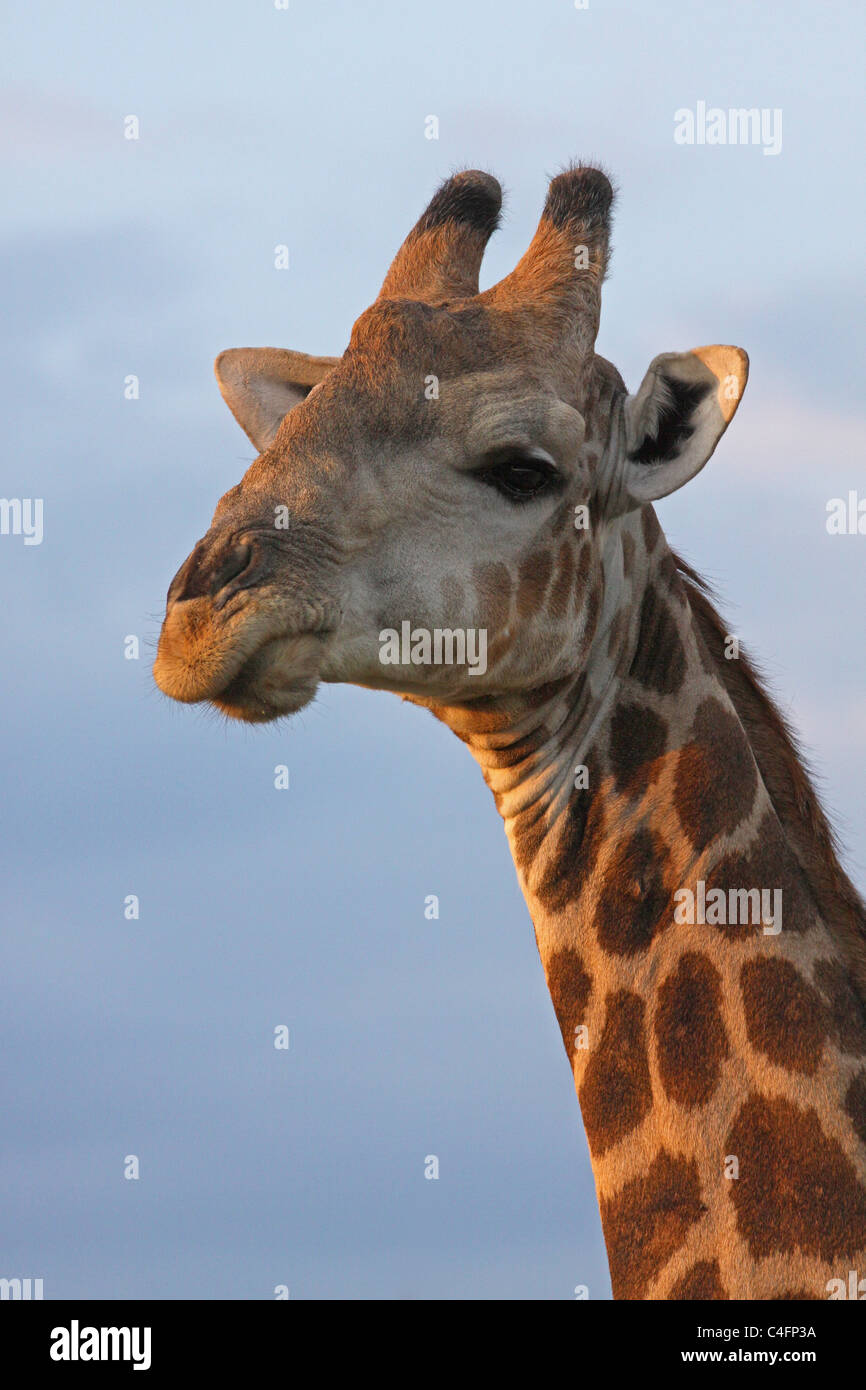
[[153, 165, 748, 722]]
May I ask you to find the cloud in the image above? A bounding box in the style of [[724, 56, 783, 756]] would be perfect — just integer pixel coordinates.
[[725, 391, 866, 491], [0, 86, 115, 160]]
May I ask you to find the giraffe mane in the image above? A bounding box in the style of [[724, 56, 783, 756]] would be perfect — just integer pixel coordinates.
[[674, 549, 866, 1007]]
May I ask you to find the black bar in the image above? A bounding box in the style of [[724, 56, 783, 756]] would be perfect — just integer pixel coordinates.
[[3, 1298, 860, 1375]]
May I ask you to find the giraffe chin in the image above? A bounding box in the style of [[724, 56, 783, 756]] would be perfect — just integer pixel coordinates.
[[209, 633, 324, 723], [176, 631, 322, 728]]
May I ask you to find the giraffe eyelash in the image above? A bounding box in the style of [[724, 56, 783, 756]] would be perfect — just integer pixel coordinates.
[[474, 449, 562, 503]]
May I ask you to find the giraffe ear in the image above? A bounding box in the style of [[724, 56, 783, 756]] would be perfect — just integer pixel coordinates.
[[214, 348, 341, 452], [621, 346, 748, 503]]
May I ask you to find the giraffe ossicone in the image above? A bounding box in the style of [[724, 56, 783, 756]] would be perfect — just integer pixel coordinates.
[[154, 164, 866, 1300]]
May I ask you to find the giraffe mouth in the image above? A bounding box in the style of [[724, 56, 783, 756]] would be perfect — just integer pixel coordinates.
[[153, 589, 336, 722], [211, 631, 331, 723]]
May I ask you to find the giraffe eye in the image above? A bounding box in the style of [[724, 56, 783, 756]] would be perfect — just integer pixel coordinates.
[[477, 452, 559, 502]]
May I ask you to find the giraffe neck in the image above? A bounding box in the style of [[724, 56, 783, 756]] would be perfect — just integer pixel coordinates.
[[427, 518, 866, 1299]]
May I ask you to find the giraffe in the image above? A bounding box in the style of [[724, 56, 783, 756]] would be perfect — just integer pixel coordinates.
[[153, 165, 866, 1299]]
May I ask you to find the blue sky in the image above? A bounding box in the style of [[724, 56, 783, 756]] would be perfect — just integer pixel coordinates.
[[2, 0, 864, 1298]]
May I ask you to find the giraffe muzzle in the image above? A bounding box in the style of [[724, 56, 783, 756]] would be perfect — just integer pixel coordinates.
[[153, 589, 335, 719], [153, 528, 339, 719]]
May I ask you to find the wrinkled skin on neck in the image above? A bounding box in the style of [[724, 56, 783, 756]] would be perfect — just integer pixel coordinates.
[[427, 507, 866, 1299]]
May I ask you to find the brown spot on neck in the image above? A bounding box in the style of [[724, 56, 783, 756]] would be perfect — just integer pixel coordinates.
[[628, 583, 686, 696], [845, 1071, 866, 1146], [674, 697, 758, 853], [641, 505, 662, 553], [726, 1092, 866, 1261], [655, 953, 730, 1106], [669, 1259, 727, 1300], [740, 957, 827, 1074], [545, 948, 593, 1058], [579, 990, 652, 1156], [608, 701, 669, 794], [814, 959, 866, 1055], [704, 810, 813, 941], [600, 1151, 706, 1299], [594, 825, 675, 957]]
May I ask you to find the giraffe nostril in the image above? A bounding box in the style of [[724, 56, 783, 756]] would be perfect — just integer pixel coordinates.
[[210, 542, 253, 594], [167, 539, 254, 605]]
